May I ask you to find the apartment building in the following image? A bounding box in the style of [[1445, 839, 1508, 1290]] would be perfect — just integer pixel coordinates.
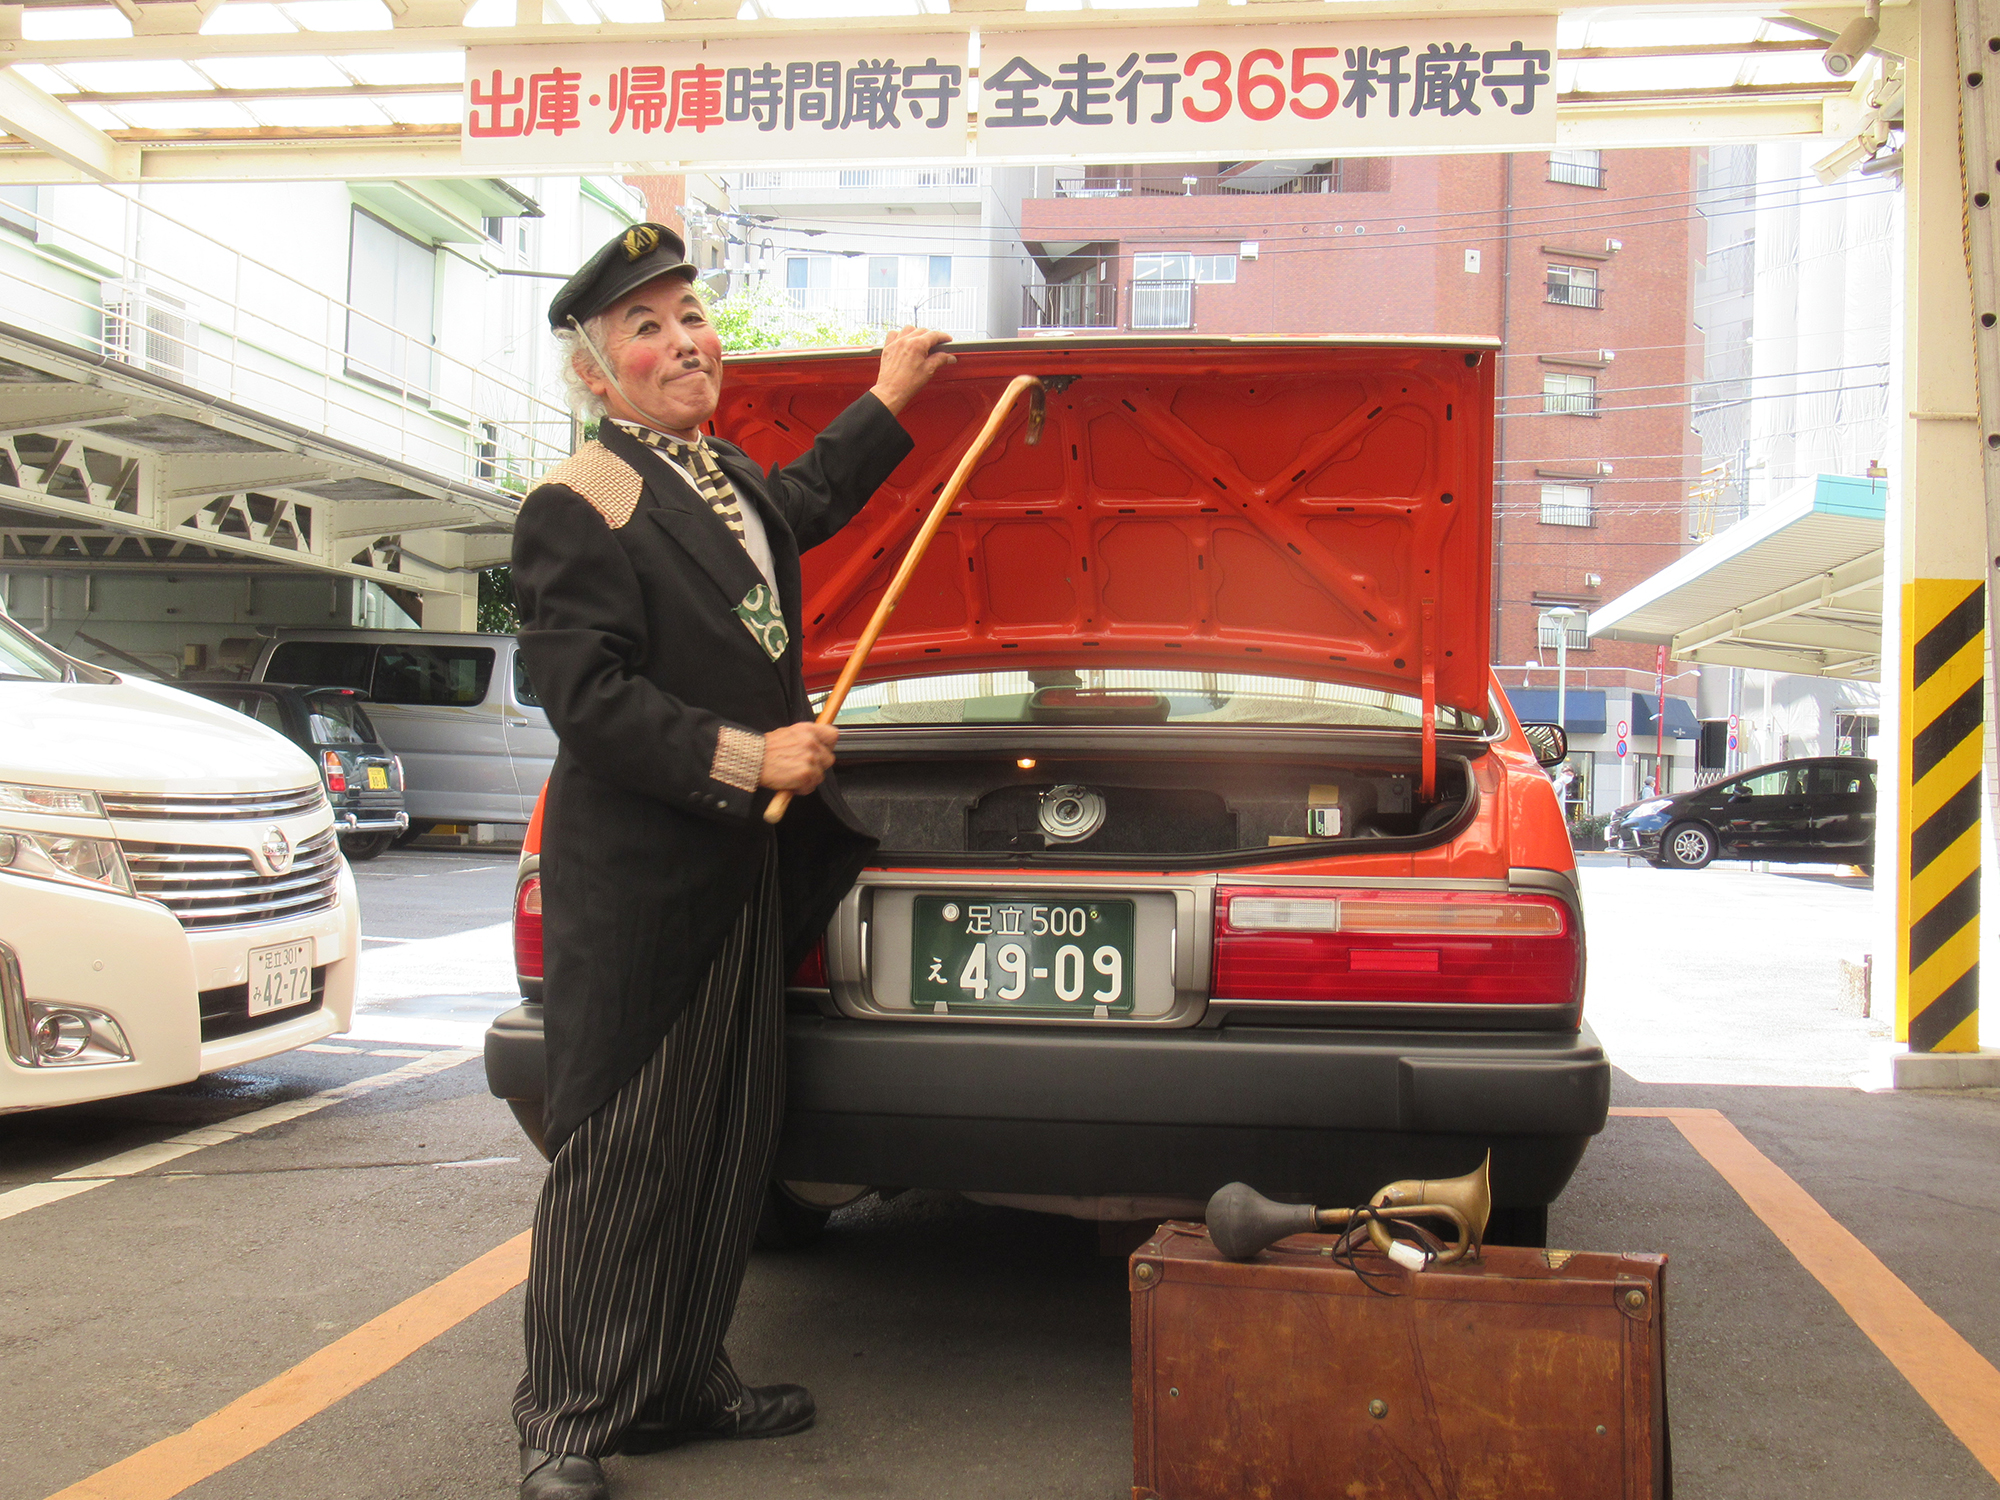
[[0, 174, 640, 674]]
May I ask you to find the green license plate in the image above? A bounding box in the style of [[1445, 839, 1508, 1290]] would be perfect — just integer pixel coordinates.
[[911, 896, 1136, 1015]]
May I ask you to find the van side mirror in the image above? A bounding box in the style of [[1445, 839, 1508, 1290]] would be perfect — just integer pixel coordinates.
[[1520, 722, 1568, 768]]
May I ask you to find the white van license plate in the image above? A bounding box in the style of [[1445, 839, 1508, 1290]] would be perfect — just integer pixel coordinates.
[[248, 941, 315, 1016]]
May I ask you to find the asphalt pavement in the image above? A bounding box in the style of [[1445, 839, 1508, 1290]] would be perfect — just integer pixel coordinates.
[[3, 851, 1996, 1499]]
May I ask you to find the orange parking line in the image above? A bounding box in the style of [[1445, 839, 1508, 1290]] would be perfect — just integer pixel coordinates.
[[45, 1231, 532, 1500], [1608, 1105, 2000, 1482]]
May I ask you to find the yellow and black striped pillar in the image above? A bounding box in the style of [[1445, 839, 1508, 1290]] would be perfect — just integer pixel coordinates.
[[1899, 579, 1986, 1053]]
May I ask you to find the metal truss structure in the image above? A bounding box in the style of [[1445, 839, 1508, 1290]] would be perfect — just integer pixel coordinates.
[[0, 317, 514, 616]]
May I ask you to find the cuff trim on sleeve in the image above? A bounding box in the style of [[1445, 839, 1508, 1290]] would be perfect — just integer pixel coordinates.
[[711, 725, 764, 792]]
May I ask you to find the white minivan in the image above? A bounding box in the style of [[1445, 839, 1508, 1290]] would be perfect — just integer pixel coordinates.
[[254, 630, 553, 831], [1, 605, 358, 1111]]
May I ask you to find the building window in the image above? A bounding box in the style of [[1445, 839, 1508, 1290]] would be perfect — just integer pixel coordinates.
[[0, 186, 41, 241], [482, 216, 506, 243], [1537, 608, 1590, 651], [346, 208, 436, 397], [1539, 484, 1594, 526], [1549, 149, 1605, 188], [1546, 263, 1601, 308], [929, 255, 952, 287], [785, 255, 830, 309], [1543, 371, 1597, 416]]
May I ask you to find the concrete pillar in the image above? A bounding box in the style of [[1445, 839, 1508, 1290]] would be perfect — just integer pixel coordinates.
[[1894, 0, 1991, 1075]]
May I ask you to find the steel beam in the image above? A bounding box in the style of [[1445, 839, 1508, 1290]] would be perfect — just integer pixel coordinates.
[[0, 66, 135, 182]]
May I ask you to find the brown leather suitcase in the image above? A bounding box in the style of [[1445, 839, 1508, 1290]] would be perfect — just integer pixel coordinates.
[[1130, 1222, 1668, 1500]]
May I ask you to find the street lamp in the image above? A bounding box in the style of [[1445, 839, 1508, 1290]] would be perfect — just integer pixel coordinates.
[[1543, 606, 1582, 735]]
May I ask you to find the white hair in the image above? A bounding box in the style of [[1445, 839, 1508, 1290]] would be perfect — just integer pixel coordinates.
[[552, 316, 610, 421]]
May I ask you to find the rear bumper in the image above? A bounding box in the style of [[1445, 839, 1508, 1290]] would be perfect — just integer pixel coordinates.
[[334, 809, 409, 835], [485, 1005, 1609, 1207]]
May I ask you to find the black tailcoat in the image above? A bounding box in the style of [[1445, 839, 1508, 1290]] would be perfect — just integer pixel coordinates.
[[510, 398, 910, 1152]]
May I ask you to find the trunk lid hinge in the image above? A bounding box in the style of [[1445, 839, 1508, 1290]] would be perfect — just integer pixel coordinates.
[[1419, 598, 1438, 802]]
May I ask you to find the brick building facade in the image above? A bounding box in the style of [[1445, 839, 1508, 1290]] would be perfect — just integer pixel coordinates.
[[1016, 149, 1701, 675]]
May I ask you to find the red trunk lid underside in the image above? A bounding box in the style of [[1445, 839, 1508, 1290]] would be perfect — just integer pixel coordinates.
[[711, 338, 1497, 717]]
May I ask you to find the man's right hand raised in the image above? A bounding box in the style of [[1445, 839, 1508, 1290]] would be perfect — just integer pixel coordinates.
[[760, 722, 838, 794]]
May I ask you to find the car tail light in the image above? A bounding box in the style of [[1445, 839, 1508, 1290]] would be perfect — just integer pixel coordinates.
[[1214, 887, 1580, 1008], [789, 940, 828, 988], [320, 751, 347, 794], [514, 875, 544, 982]]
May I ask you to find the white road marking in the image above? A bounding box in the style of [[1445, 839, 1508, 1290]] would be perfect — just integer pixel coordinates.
[[0, 1048, 476, 1226], [367, 1048, 429, 1058], [301, 1044, 362, 1054], [346, 921, 515, 1047]]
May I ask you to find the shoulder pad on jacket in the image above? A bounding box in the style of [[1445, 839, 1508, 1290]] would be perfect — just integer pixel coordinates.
[[536, 442, 645, 529]]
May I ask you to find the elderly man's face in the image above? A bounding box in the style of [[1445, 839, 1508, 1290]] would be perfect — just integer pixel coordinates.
[[580, 274, 724, 439]]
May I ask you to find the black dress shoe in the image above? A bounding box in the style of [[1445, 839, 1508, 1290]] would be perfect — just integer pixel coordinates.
[[615, 1384, 816, 1454], [519, 1448, 608, 1500]]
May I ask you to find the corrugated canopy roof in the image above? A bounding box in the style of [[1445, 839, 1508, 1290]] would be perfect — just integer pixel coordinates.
[[1588, 473, 1886, 681]]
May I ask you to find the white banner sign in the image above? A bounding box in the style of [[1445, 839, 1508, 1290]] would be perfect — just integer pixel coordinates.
[[461, 18, 1555, 169], [975, 21, 1556, 160]]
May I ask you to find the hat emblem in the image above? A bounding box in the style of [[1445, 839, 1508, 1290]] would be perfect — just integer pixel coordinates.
[[623, 225, 661, 261]]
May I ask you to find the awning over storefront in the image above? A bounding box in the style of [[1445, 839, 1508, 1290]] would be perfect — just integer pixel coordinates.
[[1588, 474, 1884, 680], [1631, 692, 1702, 741], [1503, 687, 1608, 735]]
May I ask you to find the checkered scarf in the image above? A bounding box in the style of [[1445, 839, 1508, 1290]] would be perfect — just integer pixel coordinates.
[[611, 421, 745, 542]]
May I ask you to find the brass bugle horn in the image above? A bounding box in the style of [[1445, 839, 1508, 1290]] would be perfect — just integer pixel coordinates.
[[1205, 1152, 1492, 1265]]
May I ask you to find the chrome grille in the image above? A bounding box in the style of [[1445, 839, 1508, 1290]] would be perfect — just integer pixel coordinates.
[[122, 829, 342, 930], [102, 786, 327, 821]]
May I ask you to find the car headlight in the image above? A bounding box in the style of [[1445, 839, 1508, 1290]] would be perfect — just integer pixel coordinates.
[[1630, 799, 1671, 818], [0, 828, 133, 896], [0, 781, 102, 817]]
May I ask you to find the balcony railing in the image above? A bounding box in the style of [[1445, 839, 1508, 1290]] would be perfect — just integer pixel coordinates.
[[1130, 279, 1195, 329], [1538, 624, 1591, 651], [1549, 158, 1607, 188], [1053, 169, 1352, 198], [783, 283, 985, 334], [1020, 280, 1196, 331], [737, 167, 981, 193], [0, 188, 571, 496], [1543, 389, 1600, 416], [1538, 500, 1596, 527], [1547, 281, 1603, 309], [1022, 281, 1119, 330]]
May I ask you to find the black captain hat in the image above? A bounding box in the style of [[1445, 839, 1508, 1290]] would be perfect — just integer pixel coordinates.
[[547, 221, 701, 330]]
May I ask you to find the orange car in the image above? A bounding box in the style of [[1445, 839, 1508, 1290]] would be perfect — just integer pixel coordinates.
[[486, 337, 1601, 1246]]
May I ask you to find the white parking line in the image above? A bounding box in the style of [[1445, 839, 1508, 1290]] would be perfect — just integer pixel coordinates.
[[0, 1048, 476, 1226]]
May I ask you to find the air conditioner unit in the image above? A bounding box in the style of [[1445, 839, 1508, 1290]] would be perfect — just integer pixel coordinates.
[[102, 280, 194, 380]]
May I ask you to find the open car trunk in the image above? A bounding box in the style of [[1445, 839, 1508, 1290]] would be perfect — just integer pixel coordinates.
[[837, 730, 1477, 862]]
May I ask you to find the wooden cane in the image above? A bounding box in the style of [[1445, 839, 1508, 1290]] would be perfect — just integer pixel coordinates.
[[764, 373, 1046, 825]]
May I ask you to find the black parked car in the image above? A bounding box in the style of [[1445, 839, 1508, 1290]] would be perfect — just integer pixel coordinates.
[[1606, 756, 1875, 870], [180, 682, 409, 859]]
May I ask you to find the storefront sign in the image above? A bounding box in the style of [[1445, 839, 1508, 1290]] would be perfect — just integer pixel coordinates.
[[460, 17, 1555, 168]]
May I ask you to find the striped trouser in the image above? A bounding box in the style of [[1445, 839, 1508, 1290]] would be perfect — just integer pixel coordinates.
[[513, 848, 784, 1457]]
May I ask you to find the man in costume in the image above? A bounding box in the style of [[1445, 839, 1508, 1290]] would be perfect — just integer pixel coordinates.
[[509, 222, 953, 1500]]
